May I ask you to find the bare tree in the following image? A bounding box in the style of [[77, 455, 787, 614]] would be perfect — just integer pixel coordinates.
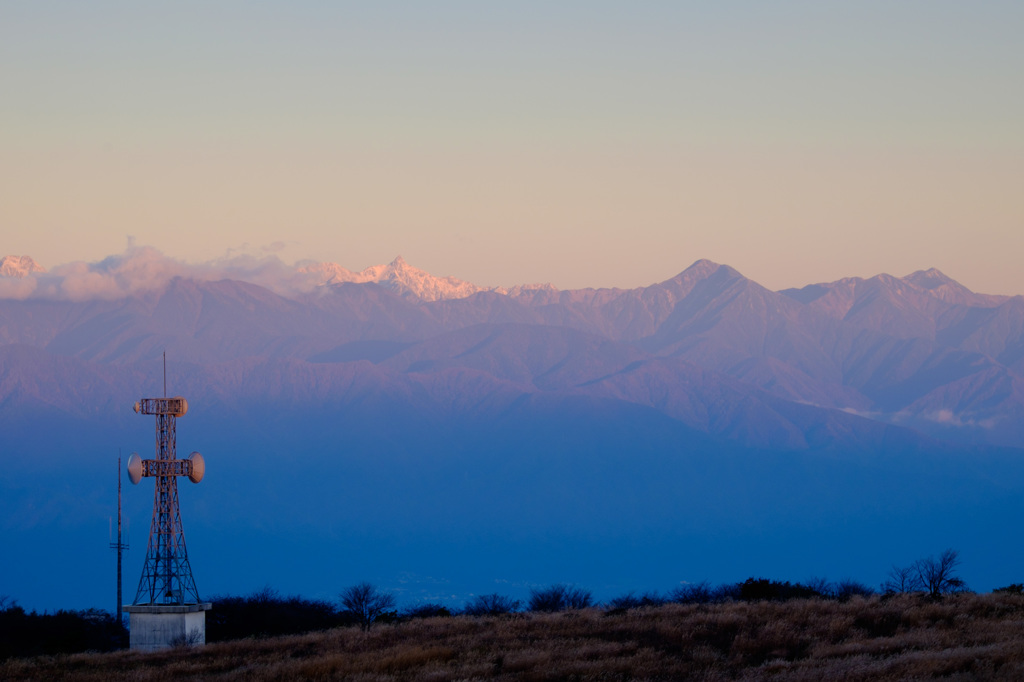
[[883, 549, 966, 597], [882, 564, 922, 594], [915, 549, 966, 598], [339, 583, 396, 631], [251, 586, 281, 604], [833, 579, 875, 601], [802, 577, 833, 598]]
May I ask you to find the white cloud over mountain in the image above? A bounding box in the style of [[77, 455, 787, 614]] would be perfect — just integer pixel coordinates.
[[0, 247, 516, 302]]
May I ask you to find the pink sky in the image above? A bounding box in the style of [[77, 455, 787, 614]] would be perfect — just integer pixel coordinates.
[[2, 2, 1022, 294]]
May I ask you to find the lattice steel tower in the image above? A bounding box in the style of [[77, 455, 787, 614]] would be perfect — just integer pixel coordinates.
[[127, 389, 206, 605]]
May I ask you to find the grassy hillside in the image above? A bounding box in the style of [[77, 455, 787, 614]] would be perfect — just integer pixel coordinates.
[[6, 593, 1024, 680]]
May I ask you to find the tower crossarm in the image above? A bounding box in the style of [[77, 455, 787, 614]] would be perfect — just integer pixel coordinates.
[[134, 397, 188, 417], [141, 458, 194, 478]]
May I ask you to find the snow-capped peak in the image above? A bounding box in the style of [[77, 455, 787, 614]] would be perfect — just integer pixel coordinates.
[[298, 256, 501, 301], [0, 255, 45, 278]]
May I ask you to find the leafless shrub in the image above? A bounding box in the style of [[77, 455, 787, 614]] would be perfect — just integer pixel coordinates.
[[528, 584, 593, 612], [882, 563, 923, 594], [402, 603, 452, 619], [833, 579, 875, 601], [250, 585, 280, 604], [338, 582, 396, 631], [737, 577, 822, 601], [463, 593, 521, 616], [605, 591, 665, 611], [993, 583, 1024, 595], [803, 576, 833, 598]]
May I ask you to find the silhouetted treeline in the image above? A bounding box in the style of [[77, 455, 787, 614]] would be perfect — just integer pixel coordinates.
[[201, 571, 958, 643], [0, 600, 125, 660], [1, 549, 1009, 658], [206, 587, 349, 642]]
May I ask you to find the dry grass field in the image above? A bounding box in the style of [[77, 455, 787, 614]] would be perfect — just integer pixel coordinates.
[[5, 593, 1024, 681]]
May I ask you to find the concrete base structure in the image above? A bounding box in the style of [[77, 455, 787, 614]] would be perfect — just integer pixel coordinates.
[[124, 603, 212, 651]]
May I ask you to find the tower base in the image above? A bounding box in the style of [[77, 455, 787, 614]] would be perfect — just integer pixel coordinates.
[[124, 603, 212, 651]]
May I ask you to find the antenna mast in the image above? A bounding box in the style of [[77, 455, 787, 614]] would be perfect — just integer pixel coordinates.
[[127, 356, 205, 605], [109, 453, 129, 627], [124, 355, 211, 650]]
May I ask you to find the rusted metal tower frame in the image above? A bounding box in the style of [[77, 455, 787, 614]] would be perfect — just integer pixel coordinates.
[[132, 397, 202, 605]]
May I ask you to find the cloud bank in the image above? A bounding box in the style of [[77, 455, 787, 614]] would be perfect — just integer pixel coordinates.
[[0, 246, 336, 301]]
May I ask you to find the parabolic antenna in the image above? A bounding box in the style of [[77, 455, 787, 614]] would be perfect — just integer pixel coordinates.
[[187, 451, 205, 484], [171, 397, 188, 418], [127, 453, 143, 485]]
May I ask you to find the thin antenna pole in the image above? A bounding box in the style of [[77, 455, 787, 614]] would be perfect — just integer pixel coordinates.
[[163, 351, 167, 397], [110, 452, 127, 628], [117, 454, 122, 624], [109, 450, 130, 629]]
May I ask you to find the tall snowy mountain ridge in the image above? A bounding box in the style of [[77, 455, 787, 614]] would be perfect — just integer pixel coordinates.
[[296, 255, 555, 301], [0, 254, 45, 278], [1, 253, 1021, 450]]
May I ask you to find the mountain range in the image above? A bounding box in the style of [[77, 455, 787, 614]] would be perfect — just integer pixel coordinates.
[[2, 254, 1021, 448], [2, 253, 1023, 612]]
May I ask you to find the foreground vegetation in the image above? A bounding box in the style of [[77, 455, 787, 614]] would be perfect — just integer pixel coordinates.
[[6, 592, 1024, 680]]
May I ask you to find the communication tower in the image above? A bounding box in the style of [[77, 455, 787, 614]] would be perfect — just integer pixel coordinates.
[[123, 354, 211, 651]]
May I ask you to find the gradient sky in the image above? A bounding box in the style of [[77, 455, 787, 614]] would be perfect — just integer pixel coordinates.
[[2, 2, 1022, 293]]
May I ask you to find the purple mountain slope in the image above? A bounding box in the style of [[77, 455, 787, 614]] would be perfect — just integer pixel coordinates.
[[782, 268, 1021, 354], [0, 257, 1022, 447], [637, 262, 840, 376], [508, 258, 723, 341], [381, 323, 648, 391], [373, 322, 898, 450], [944, 297, 1024, 374], [726, 356, 873, 412]]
